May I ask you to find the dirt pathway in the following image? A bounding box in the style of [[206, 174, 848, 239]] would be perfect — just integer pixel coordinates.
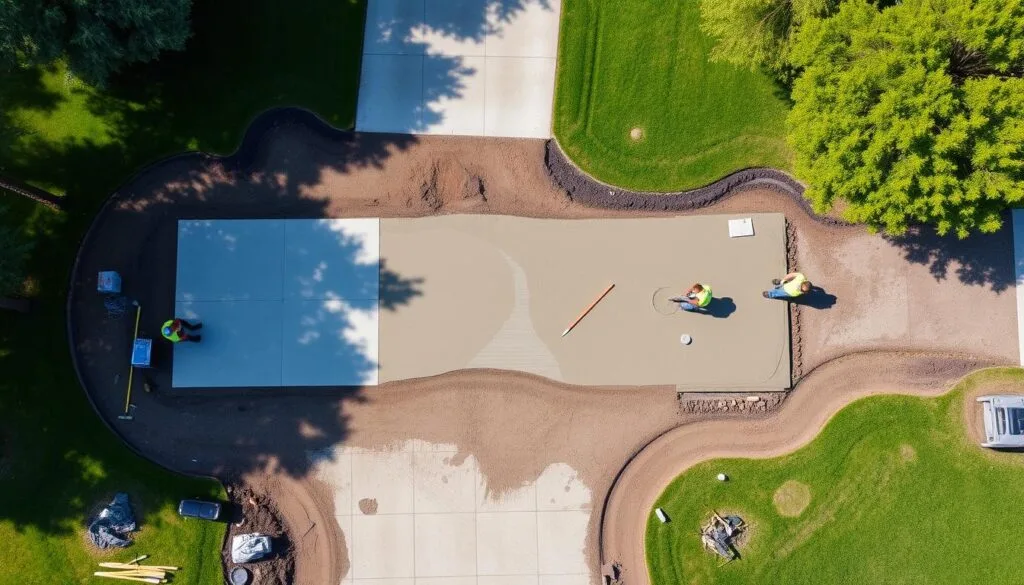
[[598, 352, 994, 585], [67, 111, 1019, 584]]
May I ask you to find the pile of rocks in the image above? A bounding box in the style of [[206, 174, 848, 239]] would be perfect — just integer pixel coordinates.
[[678, 393, 786, 416]]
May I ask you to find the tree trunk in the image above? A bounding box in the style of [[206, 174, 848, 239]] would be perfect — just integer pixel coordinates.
[[0, 173, 63, 211], [0, 297, 30, 312]]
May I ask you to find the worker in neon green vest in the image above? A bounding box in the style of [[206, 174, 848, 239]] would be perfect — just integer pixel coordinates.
[[670, 283, 713, 313], [162, 318, 203, 343], [763, 272, 812, 300]]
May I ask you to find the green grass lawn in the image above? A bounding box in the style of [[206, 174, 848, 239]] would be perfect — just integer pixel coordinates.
[[647, 368, 1024, 585], [553, 0, 792, 192], [0, 2, 367, 583]]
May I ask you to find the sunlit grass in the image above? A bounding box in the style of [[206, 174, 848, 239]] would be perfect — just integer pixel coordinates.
[[553, 0, 792, 191], [647, 368, 1024, 585]]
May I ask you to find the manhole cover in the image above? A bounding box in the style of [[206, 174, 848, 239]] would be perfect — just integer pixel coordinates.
[[652, 287, 680, 315]]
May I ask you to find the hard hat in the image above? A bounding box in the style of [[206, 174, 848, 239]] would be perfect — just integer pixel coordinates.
[[162, 326, 172, 336]]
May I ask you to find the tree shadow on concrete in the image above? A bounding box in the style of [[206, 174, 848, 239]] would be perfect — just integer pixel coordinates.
[[357, 0, 554, 132], [886, 221, 1016, 293]]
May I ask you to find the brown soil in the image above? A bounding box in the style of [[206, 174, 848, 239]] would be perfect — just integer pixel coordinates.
[[357, 498, 378, 515], [223, 484, 294, 585], [66, 113, 1019, 585], [772, 480, 811, 517]]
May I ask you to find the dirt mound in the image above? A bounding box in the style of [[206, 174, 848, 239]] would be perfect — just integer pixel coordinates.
[[223, 484, 294, 585]]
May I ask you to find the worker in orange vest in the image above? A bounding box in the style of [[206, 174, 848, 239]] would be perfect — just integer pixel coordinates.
[[162, 318, 202, 343]]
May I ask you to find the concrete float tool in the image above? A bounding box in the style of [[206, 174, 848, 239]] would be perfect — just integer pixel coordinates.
[[562, 283, 615, 337]]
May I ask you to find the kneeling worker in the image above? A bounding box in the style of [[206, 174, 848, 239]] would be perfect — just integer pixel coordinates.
[[670, 283, 713, 312], [162, 317, 202, 343], [764, 272, 811, 300]]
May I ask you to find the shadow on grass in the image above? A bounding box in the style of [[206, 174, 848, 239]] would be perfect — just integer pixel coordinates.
[[0, 0, 426, 540]]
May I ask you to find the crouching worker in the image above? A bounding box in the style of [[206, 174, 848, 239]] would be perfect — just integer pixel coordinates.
[[764, 272, 811, 300], [162, 318, 202, 343], [670, 283, 713, 312]]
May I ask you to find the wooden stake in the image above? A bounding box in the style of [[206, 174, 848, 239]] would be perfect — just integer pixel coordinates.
[[561, 284, 615, 337]]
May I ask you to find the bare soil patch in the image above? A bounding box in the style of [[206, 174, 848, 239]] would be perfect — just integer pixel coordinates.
[[772, 480, 811, 517], [223, 484, 294, 585]]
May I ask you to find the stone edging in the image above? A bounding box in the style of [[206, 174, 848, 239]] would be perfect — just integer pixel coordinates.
[[544, 139, 850, 227]]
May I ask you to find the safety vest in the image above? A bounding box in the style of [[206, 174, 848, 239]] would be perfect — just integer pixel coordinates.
[[695, 284, 712, 307], [162, 319, 183, 342], [783, 273, 807, 297]]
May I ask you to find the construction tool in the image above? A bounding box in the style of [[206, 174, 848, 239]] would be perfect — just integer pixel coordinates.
[[119, 301, 141, 421], [562, 283, 615, 337]]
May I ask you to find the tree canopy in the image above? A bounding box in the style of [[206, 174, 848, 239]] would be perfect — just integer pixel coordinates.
[[787, 0, 1024, 237], [699, 0, 837, 75], [0, 0, 192, 85]]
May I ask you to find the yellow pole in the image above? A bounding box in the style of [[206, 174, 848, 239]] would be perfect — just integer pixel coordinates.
[[124, 304, 141, 415]]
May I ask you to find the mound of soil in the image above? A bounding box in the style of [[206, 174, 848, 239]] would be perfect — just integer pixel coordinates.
[[223, 484, 294, 585]]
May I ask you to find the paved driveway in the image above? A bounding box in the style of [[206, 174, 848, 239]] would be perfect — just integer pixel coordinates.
[[356, 0, 561, 138]]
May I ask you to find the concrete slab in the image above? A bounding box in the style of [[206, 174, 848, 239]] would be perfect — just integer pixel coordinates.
[[317, 443, 592, 585], [421, 0, 487, 56], [378, 214, 791, 389], [483, 57, 556, 138], [477, 511, 539, 575], [422, 55, 487, 135], [534, 463, 590, 511], [414, 451, 478, 513], [281, 299, 379, 386], [481, 577, 541, 585], [478, 478, 537, 512], [172, 301, 283, 387], [352, 515, 415, 578], [284, 219, 379, 301], [414, 513, 478, 576], [418, 578, 476, 585], [175, 220, 284, 301], [538, 576, 590, 585], [486, 0, 561, 58], [357, 0, 561, 137], [356, 54, 424, 133], [351, 451, 415, 514], [363, 0, 425, 54], [536, 511, 589, 575]]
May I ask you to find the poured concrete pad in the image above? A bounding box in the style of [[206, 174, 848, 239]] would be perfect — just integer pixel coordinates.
[[313, 441, 591, 585], [378, 214, 791, 389], [356, 0, 561, 137], [173, 219, 379, 387]]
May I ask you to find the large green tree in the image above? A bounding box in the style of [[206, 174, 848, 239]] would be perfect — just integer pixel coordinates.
[[788, 0, 1024, 237], [699, 0, 836, 75], [0, 0, 192, 85]]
